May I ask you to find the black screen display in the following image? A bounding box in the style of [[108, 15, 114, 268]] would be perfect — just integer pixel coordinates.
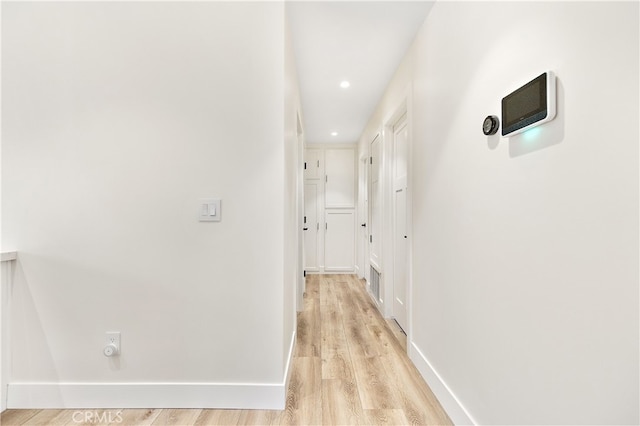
[[501, 73, 548, 135]]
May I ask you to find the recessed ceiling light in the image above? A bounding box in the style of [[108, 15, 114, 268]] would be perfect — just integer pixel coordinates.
[[331, 132, 338, 136], [340, 81, 350, 89]]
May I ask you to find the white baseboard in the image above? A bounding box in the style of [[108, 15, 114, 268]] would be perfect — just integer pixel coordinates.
[[283, 329, 296, 398], [409, 342, 476, 425], [8, 332, 299, 410], [7, 381, 285, 409]]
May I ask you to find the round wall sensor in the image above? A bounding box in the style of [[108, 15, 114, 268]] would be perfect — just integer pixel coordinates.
[[483, 115, 500, 135]]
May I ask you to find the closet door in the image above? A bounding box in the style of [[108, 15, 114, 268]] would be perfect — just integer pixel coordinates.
[[325, 210, 355, 271], [304, 149, 323, 180], [325, 149, 355, 208]]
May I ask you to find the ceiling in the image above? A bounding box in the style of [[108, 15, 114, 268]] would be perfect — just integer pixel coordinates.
[[286, 1, 434, 144]]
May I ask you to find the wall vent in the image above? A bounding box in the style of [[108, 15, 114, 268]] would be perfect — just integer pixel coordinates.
[[370, 265, 381, 302]]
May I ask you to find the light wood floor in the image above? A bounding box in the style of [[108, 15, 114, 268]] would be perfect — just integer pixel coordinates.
[[1, 274, 451, 426]]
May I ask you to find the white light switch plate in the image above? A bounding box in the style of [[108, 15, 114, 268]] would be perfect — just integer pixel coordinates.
[[199, 199, 221, 222]]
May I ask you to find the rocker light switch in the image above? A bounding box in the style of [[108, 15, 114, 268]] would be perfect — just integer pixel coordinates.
[[199, 199, 221, 222]]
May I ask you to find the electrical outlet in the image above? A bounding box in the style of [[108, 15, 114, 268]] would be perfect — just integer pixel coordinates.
[[104, 332, 120, 357]]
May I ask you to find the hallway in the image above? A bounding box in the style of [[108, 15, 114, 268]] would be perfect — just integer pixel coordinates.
[[2, 2, 637, 423], [0, 275, 451, 425]]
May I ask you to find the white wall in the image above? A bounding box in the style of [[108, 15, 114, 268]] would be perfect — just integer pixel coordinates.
[[0, 0, 4, 406], [359, 2, 639, 424], [0, 1, 5, 412], [2, 1, 296, 408], [284, 11, 302, 363]]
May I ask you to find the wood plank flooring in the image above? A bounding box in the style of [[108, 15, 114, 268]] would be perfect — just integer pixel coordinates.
[[1, 274, 451, 426]]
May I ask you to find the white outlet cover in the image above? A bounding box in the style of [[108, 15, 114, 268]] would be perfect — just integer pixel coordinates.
[[199, 199, 221, 222], [106, 332, 120, 352]]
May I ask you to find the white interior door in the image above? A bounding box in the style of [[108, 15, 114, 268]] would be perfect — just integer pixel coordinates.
[[304, 182, 319, 271], [358, 156, 368, 279], [393, 117, 409, 332], [369, 134, 382, 271], [304, 149, 322, 179], [325, 149, 355, 208], [297, 117, 305, 311], [325, 210, 355, 271]]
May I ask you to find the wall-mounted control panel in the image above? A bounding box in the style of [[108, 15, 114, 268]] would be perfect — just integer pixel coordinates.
[[199, 199, 221, 222], [501, 71, 556, 136]]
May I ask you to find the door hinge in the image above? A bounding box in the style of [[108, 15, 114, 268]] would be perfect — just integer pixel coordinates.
[[304, 216, 307, 224], [325, 175, 328, 183], [370, 235, 373, 243], [325, 223, 328, 231], [370, 156, 373, 165], [317, 160, 320, 167], [304, 162, 307, 170]]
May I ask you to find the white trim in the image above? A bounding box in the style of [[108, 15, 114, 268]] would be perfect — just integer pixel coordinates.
[[0, 252, 17, 262], [323, 268, 356, 273], [1, 252, 16, 412], [323, 204, 355, 210], [304, 143, 356, 149], [282, 330, 296, 398], [409, 342, 477, 426], [8, 381, 286, 410]]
